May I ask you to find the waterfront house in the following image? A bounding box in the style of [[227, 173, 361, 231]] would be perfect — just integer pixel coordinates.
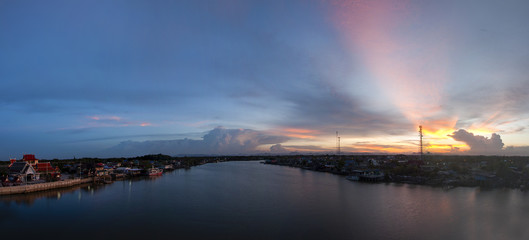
[[22, 154, 39, 165], [9, 161, 39, 182], [95, 164, 113, 177], [162, 164, 174, 170], [114, 167, 141, 176], [35, 162, 61, 179], [11, 154, 60, 179]]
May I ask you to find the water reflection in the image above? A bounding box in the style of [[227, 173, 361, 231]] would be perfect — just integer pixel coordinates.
[[0, 183, 92, 206], [1, 162, 529, 240]]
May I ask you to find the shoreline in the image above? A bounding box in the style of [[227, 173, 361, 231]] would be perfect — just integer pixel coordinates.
[[0, 157, 211, 195], [265, 161, 529, 191], [0, 178, 94, 195]]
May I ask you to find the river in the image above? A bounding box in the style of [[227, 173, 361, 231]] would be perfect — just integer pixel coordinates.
[[1, 161, 528, 239]]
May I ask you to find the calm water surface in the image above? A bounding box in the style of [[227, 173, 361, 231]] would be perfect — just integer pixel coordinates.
[[1, 161, 528, 239]]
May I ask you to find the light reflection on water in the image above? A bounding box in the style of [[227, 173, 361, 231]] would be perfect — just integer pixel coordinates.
[[1, 161, 528, 240]]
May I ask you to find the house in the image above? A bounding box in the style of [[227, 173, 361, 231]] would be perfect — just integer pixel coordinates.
[[9, 161, 39, 182], [22, 154, 39, 165], [35, 162, 61, 179], [8, 154, 60, 181], [94, 163, 113, 177], [35, 162, 58, 172]]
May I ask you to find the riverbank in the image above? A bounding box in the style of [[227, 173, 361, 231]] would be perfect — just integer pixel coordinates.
[[4, 160, 529, 240], [0, 154, 223, 195], [0, 178, 93, 195], [264, 155, 529, 191]]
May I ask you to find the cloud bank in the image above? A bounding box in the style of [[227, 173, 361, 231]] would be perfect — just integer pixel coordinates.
[[270, 144, 289, 153], [102, 127, 288, 157], [447, 129, 529, 155], [449, 129, 504, 154]]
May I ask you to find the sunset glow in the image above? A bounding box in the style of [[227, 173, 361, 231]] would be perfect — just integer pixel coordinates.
[[1, 0, 529, 158], [281, 128, 319, 139]]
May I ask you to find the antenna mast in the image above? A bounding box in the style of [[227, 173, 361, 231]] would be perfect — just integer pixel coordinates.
[[419, 125, 423, 161], [336, 131, 341, 155]]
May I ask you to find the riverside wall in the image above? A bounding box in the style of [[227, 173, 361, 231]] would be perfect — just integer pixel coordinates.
[[0, 178, 93, 195]]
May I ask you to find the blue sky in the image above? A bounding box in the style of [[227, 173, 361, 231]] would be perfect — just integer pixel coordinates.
[[1, 0, 529, 159]]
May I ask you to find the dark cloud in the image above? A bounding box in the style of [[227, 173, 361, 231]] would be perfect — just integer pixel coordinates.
[[449, 129, 504, 154], [0, 0, 411, 142], [446, 55, 529, 131], [0, 0, 337, 115], [102, 127, 288, 157], [276, 80, 411, 137]]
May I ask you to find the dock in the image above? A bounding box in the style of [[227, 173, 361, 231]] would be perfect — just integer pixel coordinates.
[[0, 178, 93, 195]]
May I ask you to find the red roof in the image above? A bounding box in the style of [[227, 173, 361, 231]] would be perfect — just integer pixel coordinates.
[[23, 154, 38, 161], [35, 162, 58, 173]]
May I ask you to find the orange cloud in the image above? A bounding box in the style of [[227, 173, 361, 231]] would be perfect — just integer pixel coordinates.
[[280, 128, 319, 139], [420, 118, 458, 140], [351, 144, 412, 154], [284, 133, 316, 139], [284, 128, 317, 134], [284, 146, 330, 152], [426, 144, 469, 153]]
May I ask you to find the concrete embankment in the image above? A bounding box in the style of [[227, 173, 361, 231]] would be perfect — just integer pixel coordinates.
[[0, 178, 93, 195]]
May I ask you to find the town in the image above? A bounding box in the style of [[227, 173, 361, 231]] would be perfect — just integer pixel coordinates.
[[264, 154, 529, 190], [0, 154, 220, 194], [2, 153, 529, 195]]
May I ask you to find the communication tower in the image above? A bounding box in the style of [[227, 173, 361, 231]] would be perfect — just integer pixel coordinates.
[[419, 125, 423, 161], [336, 131, 341, 155]]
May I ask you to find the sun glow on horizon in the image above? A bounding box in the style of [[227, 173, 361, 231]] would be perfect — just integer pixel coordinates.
[[279, 128, 319, 139]]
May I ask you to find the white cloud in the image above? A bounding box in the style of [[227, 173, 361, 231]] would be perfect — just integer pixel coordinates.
[[270, 144, 288, 153], [101, 127, 289, 157], [449, 129, 504, 154]]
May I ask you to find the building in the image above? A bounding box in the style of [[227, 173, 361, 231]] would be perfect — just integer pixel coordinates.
[[22, 154, 39, 165], [8, 154, 60, 182], [35, 162, 61, 179], [8, 161, 39, 182]]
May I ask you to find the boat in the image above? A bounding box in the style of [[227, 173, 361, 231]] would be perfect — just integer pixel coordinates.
[[345, 170, 364, 181], [359, 170, 385, 182], [162, 164, 174, 171], [346, 170, 384, 182], [146, 167, 163, 176], [346, 175, 359, 181]]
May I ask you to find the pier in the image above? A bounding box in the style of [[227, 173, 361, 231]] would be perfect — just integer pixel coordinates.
[[0, 178, 93, 195]]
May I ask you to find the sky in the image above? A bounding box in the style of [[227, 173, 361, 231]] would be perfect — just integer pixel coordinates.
[[1, 0, 529, 159]]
